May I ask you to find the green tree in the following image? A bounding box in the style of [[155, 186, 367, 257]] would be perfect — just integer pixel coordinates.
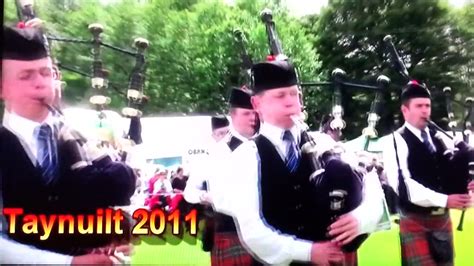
[[3, 0, 321, 125], [450, 3, 474, 101], [138, 0, 320, 117], [4, 0, 20, 22], [303, 0, 472, 138]]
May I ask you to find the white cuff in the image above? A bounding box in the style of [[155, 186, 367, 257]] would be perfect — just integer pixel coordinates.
[[434, 193, 449, 208], [183, 190, 205, 204], [351, 205, 366, 234], [290, 240, 312, 262]]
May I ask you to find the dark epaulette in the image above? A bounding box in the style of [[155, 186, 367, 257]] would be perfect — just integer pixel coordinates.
[[226, 134, 243, 152]]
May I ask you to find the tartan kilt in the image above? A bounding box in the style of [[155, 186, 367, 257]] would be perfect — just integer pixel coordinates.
[[399, 212, 453, 266], [211, 232, 255, 266]]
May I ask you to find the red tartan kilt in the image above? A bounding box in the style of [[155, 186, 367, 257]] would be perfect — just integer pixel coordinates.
[[211, 232, 255, 266], [210, 233, 358, 266], [399, 212, 453, 266]]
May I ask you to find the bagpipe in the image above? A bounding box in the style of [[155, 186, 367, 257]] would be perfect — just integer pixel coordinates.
[[14, 0, 150, 151], [383, 34, 474, 231], [232, 28, 253, 89], [443, 87, 474, 144], [42, 17, 147, 148], [426, 120, 474, 231], [259, 8, 306, 113], [232, 28, 261, 132], [54, 25, 149, 148]]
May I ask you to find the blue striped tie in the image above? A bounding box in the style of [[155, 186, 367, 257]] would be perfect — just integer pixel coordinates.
[[421, 130, 436, 154], [37, 124, 58, 185], [283, 130, 300, 173]]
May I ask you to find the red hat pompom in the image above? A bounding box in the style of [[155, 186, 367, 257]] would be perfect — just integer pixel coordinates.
[[17, 21, 26, 29], [266, 55, 276, 61]]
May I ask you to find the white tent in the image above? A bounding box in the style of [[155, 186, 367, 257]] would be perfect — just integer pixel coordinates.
[[62, 107, 126, 142], [344, 135, 390, 154], [62, 107, 217, 170]]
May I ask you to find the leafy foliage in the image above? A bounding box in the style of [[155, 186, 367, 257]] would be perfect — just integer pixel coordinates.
[[303, 0, 473, 138], [4, 0, 321, 124]]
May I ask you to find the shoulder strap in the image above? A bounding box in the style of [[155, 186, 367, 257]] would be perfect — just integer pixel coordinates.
[[392, 131, 411, 202], [227, 136, 243, 152]]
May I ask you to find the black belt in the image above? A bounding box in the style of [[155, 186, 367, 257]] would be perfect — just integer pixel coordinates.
[[400, 202, 447, 216]]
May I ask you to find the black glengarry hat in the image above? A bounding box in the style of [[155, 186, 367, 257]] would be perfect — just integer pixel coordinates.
[[229, 88, 253, 109], [211, 115, 229, 130], [251, 60, 298, 93], [3, 26, 48, 60], [400, 80, 431, 102]]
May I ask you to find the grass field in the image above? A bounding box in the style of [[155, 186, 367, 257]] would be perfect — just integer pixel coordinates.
[[132, 210, 473, 265]]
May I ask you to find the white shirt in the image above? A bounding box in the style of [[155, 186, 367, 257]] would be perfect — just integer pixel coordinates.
[[0, 236, 73, 264], [382, 122, 450, 208], [183, 139, 219, 204], [2, 111, 58, 164], [404, 122, 436, 151], [183, 125, 251, 206], [259, 122, 300, 160], [1, 109, 10, 124], [208, 126, 257, 213], [222, 122, 385, 265]]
